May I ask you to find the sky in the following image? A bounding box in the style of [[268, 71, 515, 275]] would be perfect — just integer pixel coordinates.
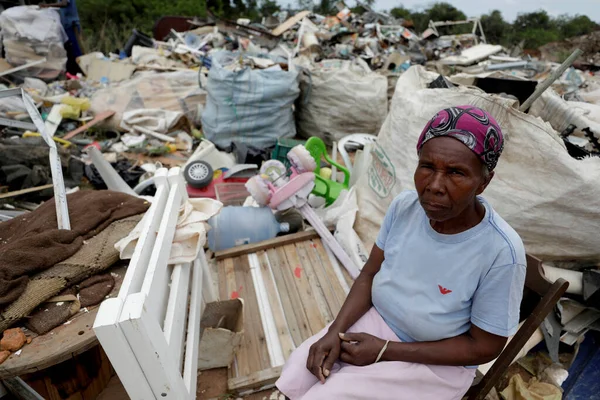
[[281, 0, 600, 22]]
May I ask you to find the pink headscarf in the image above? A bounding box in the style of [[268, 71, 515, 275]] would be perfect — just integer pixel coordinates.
[[416, 106, 504, 171]]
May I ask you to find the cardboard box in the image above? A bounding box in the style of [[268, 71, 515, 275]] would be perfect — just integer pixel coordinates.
[[197, 299, 244, 370]]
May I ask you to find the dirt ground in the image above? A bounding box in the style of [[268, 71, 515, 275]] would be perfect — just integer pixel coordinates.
[[97, 368, 281, 400]]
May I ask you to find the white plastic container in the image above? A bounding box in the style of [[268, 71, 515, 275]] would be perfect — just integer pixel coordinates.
[[207, 207, 290, 251]]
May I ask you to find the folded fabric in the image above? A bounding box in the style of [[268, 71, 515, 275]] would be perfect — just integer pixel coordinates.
[[25, 294, 80, 335], [116, 197, 222, 264], [0, 190, 149, 308], [0, 214, 142, 334], [25, 273, 115, 335]]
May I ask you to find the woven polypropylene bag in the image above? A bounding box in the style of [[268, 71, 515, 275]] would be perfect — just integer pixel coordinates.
[[355, 65, 600, 261]]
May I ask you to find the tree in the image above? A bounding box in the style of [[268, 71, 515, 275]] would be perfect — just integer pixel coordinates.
[[555, 14, 597, 39], [390, 6, 411, 21], [513, 11, 558, 48], [260, 0, 281, 16], [514, 10, 553, 31], [480, 10, 513, 46], [426, 2, 466, 23], [296, 0, 314, 11]]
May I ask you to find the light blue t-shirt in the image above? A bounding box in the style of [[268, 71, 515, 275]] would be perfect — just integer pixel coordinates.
[[372, 190, 526, 345]]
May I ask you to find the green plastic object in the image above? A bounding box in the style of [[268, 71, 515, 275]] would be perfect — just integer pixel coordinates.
[[304, 137, 350, 206], [271, 138, 306, 168]]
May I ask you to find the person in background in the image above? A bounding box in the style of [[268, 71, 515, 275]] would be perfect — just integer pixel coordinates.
[[39, 0, 83, 74]]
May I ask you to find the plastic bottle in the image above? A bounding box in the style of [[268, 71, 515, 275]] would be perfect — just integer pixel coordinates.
[[207, 207, 299, 251]]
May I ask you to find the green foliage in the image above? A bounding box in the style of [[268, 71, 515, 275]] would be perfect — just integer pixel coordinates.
[[390, 6, 411, 21], [480, 10, 514, 47], [76, 0, 599, 54], [260, 0, 281, 16], [555, 14, 598, 39]]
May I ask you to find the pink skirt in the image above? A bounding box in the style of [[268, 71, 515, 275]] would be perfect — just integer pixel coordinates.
[[276, 307, 476, 400]]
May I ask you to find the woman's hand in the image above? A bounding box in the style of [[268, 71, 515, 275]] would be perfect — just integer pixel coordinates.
[[339, 332, 386, 366], [306, 331, 342, 383]]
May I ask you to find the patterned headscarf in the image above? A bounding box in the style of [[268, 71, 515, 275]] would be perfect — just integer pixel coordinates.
[[416, 106, 504, 171]]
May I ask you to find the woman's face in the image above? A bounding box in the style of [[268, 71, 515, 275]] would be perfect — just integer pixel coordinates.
[[414, 136, 491, 222]]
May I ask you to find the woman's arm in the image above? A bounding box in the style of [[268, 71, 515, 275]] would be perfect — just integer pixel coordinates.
[[382, 325, 507, 365], [339, 324, 507, 367], [328, 244, 384, 334], [306, 244, 384, 382]]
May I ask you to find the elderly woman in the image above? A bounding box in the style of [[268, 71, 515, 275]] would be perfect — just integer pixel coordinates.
[[276, 106, 527, 400]]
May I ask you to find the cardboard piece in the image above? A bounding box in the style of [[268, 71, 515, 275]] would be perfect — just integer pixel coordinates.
[[86, 59, 136, 83], [197, 299, 244, 370], [272, 11, 311, 36]]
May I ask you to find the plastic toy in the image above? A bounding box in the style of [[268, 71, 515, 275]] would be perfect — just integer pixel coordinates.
[[304, 137, 350, 206], [245, 144, 360, 278]]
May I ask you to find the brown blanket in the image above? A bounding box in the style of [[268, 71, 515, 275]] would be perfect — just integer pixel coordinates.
[[0, 190, 149, 308]]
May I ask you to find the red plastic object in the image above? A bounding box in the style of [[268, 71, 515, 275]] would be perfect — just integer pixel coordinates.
[[187, 171, 249, 199]]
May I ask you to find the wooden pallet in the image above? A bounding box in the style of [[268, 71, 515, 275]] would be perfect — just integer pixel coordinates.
[[215, 233, 353, 394]]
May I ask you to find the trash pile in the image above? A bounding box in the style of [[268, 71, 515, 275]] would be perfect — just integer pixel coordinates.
[[0, 3, 598, 397]]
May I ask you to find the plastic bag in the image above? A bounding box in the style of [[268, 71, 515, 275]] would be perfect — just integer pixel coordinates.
[[89, 70, 207, 131], [355, 65, 600, 261], [295, 58, 388, 146], [201, 51, 300, 149], [0, 6, 67, 79]]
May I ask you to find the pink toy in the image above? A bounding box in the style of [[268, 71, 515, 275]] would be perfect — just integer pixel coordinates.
[[245, 145, 360, 278]]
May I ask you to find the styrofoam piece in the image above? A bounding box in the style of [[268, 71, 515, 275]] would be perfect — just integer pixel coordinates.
[[186, 139, 236, 171], [299, 204, 360, 278], [542, 265, 583, 295], [88, 146, 137, 196], [337, 133, 377, 174]]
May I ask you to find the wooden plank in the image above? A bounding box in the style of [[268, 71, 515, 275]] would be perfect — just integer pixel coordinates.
[[282, 244, 325, 335], [275, 247, 312, 343], [119, 293, 188, 399], [224, 258, 239, 301], [271, 11, 311, 36], [248, 253, 284, 367], [163, 262, 191, 370], [257, 251, 295, 361], [183, 257, 204, 396], [304, 240, 342, 316], [314, 239, 352, 294], [266, 248, 305, 348], [215, 230, 319, 261], [141, 169, 184, 320], [312, 239, 350, 301], [295, 242, 333, 325], [217, 260, 228, 301], [228, 366, 282, 393], [232, 257, 253, 378], [62, 110, 116, 140], [116, 169, 169, 298], [0, 184, 53, 200], [235, 256, 271, 372]]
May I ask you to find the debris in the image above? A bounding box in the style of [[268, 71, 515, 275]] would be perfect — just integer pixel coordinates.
[[62, 110, 116, 140], [500, 374, 562, 400], [0, 184, 54, 200], [0, 6, 67, 79], [520, 49, 583, 112], [0, 350, 10, 365], [0, 327, 26, 352], [86, 59, 137, 83]]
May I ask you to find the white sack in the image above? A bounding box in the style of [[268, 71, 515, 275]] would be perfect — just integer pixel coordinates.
[[90, 70, 206, 131], [120, 109, 185, 134], [296, 59, 388, 146], [0, 6, 67, 79], [355, 65, 600, 261]]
